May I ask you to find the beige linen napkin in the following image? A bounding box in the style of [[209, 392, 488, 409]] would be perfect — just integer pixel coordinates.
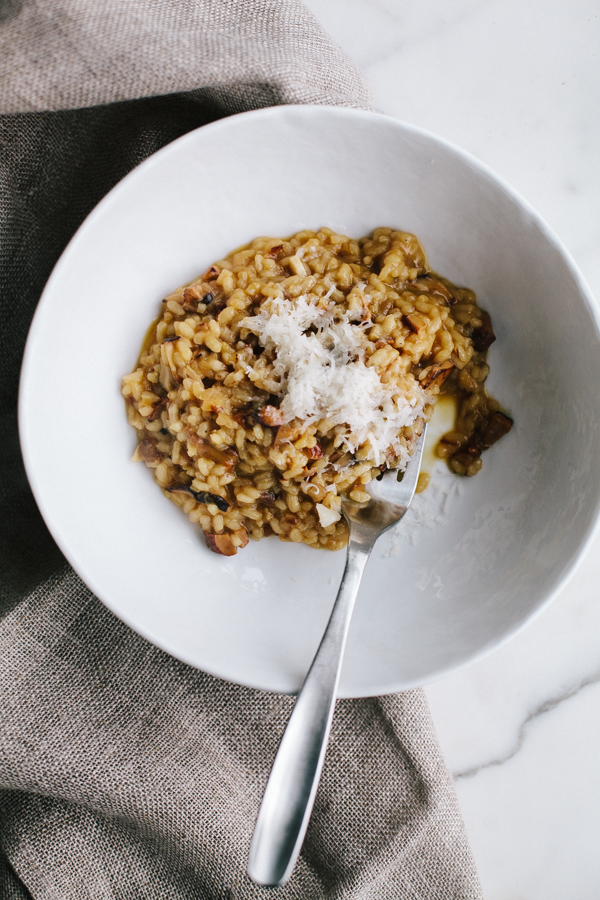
[[0, 2, 483, 897]]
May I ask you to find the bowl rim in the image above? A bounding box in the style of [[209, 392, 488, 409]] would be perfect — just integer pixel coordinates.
[[18, 104, 600, 696]]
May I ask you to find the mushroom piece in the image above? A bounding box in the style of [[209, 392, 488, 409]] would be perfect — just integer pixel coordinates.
[[197, 439, 238, 470], [138, 438, 162, 464], [450, 411, 513, 473], [274, 422, 303, 446], [258, 489, 279, 506], [204, 533, 237, 556], [419, 361, 454, 390], [181, 285, 203, 312], [471, 310, 496, 352], [160, 338, 182, 388], [404, 313, 428, 335], [481, 411, 513, 449], [184, 430, 239, 471], [203, 291, 227, 313], [204, 527, 249, 556], [147, 396, 168, 422], [166, 484, 230, 512], [405, 275, 455, 303], [281, 513, 301, 527], [258, 405, 286, 427], [304, 443, 323, 460], [159, 361, 175, 392], [233, 408, 260, 427]]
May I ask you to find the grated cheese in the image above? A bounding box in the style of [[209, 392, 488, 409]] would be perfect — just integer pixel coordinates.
[[242, 295, 425, 467], [316, 504, 342, 527]]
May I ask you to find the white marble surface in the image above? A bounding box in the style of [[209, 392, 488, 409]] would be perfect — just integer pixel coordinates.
[[303, 0, 600, 895]]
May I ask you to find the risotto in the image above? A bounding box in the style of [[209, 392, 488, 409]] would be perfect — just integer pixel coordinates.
[[122, 228, 511, 555]]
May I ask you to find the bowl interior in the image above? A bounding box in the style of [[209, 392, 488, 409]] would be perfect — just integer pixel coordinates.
[[19, 106, 600, 696]]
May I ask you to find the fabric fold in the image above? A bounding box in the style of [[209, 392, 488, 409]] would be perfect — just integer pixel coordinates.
[[0, 0, 372, 114]]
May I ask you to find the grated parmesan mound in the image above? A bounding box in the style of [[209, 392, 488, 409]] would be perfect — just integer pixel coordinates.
[[243, 295, 425, 467]]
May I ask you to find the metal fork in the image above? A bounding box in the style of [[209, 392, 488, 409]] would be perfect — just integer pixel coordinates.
[[247, 425, 427, 886]]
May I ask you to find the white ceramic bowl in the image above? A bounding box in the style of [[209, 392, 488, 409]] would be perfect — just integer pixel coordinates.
[[19, 106, 600, 697]]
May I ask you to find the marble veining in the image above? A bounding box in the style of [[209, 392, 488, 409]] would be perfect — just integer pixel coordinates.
[[453, 666, 600, 781], [303, 0, 600, 895]]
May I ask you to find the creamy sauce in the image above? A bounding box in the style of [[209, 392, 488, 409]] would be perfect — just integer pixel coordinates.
[[138, 316, 160, 363], [421, 394, 458, 476]]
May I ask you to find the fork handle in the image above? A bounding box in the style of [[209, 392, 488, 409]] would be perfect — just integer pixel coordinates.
[[247, 538, 372, 886]]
